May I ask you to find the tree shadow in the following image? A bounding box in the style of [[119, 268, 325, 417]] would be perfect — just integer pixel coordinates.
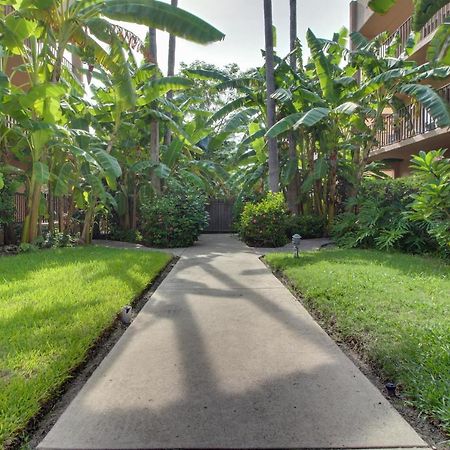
[[39, 235, 425, 449]]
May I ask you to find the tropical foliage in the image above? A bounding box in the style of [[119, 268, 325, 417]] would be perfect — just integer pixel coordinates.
[[239, 192, 290, 247], [0, 0, 224, 245], [140, 182, 208, 248], [1, 0, 449, 256], [333, 151, 450, 258]]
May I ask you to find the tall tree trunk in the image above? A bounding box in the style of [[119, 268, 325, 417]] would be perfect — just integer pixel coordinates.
[[263, 0, 279, 193], [148, 27, 161, 194], [81, 204, 95, 244], [131, 179, 138, 230], [164, 0, 178, 147], [327, 148, 338, 230], [21, 170, 42, 243], [58, 196, 65, 233], [286, 0, 300, 213], [48, 190, 55, 234]]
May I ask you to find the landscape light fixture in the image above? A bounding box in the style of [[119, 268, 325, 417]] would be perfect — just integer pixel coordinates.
[[292, 234, 302, 258]]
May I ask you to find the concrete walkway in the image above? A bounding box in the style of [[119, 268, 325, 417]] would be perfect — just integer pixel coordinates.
[[39, 235, 427, 449]]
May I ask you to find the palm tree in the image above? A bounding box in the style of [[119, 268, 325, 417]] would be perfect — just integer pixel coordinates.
[[164, 0, 179, 146], [263, 0, 279, 192], [147, 27, 161, 194], [286, 0, 300, 213]]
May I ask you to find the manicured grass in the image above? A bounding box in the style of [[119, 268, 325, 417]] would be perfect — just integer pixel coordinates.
[[266, 249, 450, 433], [0, 246, 171, 448]]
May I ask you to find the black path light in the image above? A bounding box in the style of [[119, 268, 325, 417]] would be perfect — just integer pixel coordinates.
[[292, 234, 302, 258]]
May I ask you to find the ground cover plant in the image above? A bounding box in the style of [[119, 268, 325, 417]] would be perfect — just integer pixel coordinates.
[[0, 246, 171, 447], [266, 249, 450, 433]]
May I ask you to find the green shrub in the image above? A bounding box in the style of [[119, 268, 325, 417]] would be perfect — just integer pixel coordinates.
[[286, 214, 326, 239], [239, 192, 290, 247], [18, 242, 39, 253], [0, 180, 15, 228], [408, 150, 450, 259], [110, 228, 143, 244], [140, 184, 209, 248], [332, 175, 440, 255]]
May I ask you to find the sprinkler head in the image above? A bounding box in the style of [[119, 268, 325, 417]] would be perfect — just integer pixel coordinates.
[[385, 382, 397, 397]]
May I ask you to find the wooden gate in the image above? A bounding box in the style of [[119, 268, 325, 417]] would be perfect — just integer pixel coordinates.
[[205, 199, 235, 233]]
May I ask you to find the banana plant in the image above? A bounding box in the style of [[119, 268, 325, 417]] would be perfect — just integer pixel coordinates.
[[0, 0, 224, 243], [267, 28, 450, 226]]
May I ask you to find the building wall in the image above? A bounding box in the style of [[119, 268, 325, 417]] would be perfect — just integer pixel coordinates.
[[352, 0, 450, 178]]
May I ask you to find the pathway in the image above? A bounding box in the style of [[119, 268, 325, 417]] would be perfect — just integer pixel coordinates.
[[39, 235, 427, 449]]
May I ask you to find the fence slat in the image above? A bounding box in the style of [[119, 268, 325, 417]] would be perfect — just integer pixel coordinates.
[[205, 200, 234, 233]]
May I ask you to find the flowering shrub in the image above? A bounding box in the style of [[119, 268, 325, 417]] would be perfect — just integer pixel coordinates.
[[239, 192, 290, 247], [140, 184, 209, 248]]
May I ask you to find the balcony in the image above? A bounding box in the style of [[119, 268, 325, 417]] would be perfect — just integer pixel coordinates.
[[376, 83, 450, 149], [380, 3, 450, 58]]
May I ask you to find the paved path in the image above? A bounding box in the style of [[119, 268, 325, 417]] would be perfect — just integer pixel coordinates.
[[39, 235, 426, 450]]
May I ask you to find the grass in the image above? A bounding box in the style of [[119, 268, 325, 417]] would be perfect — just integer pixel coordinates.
[[265, 249, 450, 433], [0, 246, 171, 448]]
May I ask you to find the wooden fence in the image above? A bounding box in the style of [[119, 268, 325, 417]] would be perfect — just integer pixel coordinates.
[[204, 199, 235, 233], [13, 193, 69, 224]]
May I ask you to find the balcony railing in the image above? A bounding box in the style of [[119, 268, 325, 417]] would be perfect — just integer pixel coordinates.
[[380, 3, 450, 57], [377, 83, 450, 147]]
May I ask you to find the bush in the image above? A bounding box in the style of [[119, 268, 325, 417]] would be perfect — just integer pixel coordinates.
[[110, 229, 143, 244], [140, 184, 209, 248], [0, 181, 15, 229], [239, 192, 290, 247], [286, 214, 326, 239], [332, 175, 439, 255], [408, 150, 450, 259]]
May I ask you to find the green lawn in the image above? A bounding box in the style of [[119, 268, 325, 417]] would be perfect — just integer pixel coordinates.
[[266, 249, 450, 433], [0, 246, 171, 448]]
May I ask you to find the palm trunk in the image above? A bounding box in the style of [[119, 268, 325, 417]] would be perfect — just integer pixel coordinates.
[[164, 0, 178, 147], [148, 27, 161, 195], [286, 0, 300, 213], [263, 0, 279, 193]]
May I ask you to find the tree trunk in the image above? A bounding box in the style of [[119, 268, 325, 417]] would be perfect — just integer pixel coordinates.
[[58, 196, 65, 232], [263, 0, 279, 193], [148, 27, 161, 195], [21, 175, 42, 244], [286, 0, 300, 213], [327, 148, 338, 230], [48, 190, 55, 234], [81, 205, 95, 244], [164, 0, 178, 147]]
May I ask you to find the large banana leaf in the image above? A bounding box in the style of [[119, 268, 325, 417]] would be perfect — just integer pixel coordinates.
[[86, 18, 136, 108], [102, 0, 224, 44], [295, 107, 331, 128], [306, 29, 337, 103], [397, 84, 450, 128], [90, 147, 122, 178], [266, 113, 303, 138], [54, 162, 75, 197], [33, 161, 50, 184], [413, 0, 449, 31], [183, 68, 230, 82], [427, 21, 450, 65], [207, 97, 251, 125], [141, 76, 193, 103]]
